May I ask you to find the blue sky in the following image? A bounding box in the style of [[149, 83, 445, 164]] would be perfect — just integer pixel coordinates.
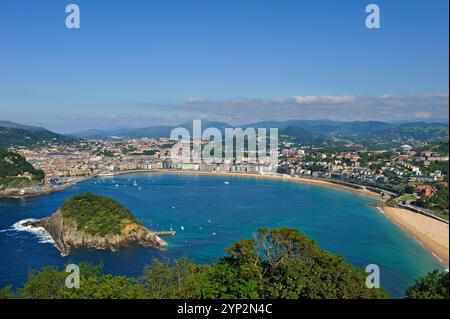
[[0, 0, 448, 132]]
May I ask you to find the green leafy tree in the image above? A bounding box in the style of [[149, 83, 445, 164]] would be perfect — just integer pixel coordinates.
[[60, 193, 142, 236], [0, 285, 14, 299], [0, 148, 45, 189], [139, 257, 210, 298], [404, 185, 416, 194], [1, 228, 390, 299], [16, 266, 76, 299], [405, 270, 449, 299]]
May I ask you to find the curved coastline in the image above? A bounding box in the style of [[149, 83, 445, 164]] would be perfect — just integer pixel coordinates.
[[0, 176, 92, 199], [103, 169, 387, 199], [101, 169, 449, 268], [4, 169, 448, 268], [379, 206, 449, 268]]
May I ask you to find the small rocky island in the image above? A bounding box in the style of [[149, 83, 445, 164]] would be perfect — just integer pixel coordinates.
[[22, 193, 175, 256]]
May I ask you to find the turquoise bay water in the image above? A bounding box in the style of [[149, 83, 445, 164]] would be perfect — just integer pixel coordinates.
[[0, 173, 444, 297]]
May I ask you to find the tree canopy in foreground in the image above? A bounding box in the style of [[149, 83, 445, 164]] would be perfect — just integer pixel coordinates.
[[5, 227, 443, 299], [405, 269, 449, 299]]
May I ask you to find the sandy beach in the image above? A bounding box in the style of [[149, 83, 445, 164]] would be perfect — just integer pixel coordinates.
[[77, 169, 450, 267], [125, 170, 448, 267], [380, 206, 449, 267], [112, 169, 386, 200]]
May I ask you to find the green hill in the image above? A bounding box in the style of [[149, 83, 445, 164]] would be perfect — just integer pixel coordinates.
[[307, 122, 448, 142], [60, 193, 142, 236], [0, 126, 79, 148], [279, 126, 326, 144], [279, 122, 448, 148], [0, 120, 48, 132], [371, 123, 449, 142], [0, 148, 44, 190]]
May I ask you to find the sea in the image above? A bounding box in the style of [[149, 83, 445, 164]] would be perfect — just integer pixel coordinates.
[[0, 173, 444, 298]]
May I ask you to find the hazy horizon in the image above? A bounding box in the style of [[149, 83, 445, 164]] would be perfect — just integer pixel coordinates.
[[1, 116, 449, 135]]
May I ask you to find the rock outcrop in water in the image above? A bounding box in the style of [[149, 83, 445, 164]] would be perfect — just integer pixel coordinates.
[[22, 193, 174, 256]]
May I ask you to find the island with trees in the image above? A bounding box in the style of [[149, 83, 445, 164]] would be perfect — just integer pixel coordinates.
[[21, 193, 173, 256]]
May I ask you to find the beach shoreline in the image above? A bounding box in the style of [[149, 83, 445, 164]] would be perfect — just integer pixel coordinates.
[[107, 169, 449, 267], [4, 169, 448, 267], [378, 205, 449, 268], [105, 169, 387, 200]]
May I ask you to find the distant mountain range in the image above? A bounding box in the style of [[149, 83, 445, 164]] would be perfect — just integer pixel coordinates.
[[1, 119, 448, 148], [72, 119, 449, 144], [73, 120, 234, 139]]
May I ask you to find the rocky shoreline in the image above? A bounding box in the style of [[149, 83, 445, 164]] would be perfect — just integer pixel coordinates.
[[22, 209, 173, 256]]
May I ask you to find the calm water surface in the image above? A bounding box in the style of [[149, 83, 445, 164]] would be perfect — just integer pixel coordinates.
[[0, 173, 443, 297]]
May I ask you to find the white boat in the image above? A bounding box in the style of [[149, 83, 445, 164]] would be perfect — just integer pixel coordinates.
[[224, 181, 230, 185], [180, 226, 185, 231]]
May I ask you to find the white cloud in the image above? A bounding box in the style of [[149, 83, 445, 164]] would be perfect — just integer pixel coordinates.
[[292, 95, 356, 105], [186, 96, 204, 103], [180, 93, 449, 123], [414, 112, 432, 119], [42, 93, 448, 132]]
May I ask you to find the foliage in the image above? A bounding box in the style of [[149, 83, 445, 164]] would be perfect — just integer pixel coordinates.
[[0, 148, 44, 179], [279, 126, 326, 145], [0, 148, 45, 189], [404, 185, 416, 194], [370, 123, 449, 142], [411, 183, 449, 219], [163, 228, 388, 299], [0, 126, 78, 148], [143, 150, 157, 155], [0, 228, 390, 299], [434, 142, 449, 156], [0, 285, 13, 299], [0, 177, 33, 191], [60, 193, 141, 236], [102, 150, 115, 157], [139, 257, 211, 298], [405, 270, 449, 299], [395, 193, 419, 205], [10, 263, 144, 299]]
